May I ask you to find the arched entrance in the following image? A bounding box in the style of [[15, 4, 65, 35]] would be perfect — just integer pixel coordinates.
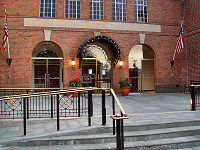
[[31, 41, 63, 88], [129, 45, 155, 93], [82, 45, 111, 89], [77, 36, 121, 90]]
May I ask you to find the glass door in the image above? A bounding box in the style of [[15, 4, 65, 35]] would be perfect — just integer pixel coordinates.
[[141, 60, 155, 91], [82, 58, 111, 89], [129, 59, 155, 93], [129, 45, 155, 93], [33, 58, 60, 88]]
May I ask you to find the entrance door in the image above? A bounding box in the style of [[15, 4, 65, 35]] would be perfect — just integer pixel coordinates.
[[32, 42, 63, 88], [33, 59, 60, 88], [141, 60, 155, 91], [82, 58, 111, 89], [129, 45, 155, 93], [82, 45, 111, 89]]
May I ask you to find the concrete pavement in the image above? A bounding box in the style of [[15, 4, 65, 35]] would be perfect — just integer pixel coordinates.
[[1, 93, 200, 149]]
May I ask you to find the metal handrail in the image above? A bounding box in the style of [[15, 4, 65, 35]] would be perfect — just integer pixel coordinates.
[[110, 89, 130, 119], [0, 87, 104, 100], [190, 84, 200, 87]]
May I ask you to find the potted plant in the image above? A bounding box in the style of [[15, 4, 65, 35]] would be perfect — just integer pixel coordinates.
[[68, 78, 82, 97], [118, 77, 132, 96]]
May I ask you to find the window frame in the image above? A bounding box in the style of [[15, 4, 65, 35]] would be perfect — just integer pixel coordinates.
[[134, 0, 148, 23], [89, 0, 104, 20], [65, 0, 81, 19], [40, 0, 56, 18], [112, 0, 127, 21]]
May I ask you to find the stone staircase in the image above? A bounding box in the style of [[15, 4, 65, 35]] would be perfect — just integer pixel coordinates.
[[1, 120, 200, 150]]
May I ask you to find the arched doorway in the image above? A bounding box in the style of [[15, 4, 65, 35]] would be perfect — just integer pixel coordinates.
[[77, 36, 122, 90], [82, 45, 111, 89], [129, 45, 155, 93], [31, 42, 63, 88]]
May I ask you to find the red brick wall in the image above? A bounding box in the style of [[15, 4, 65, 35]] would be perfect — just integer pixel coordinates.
[[183, 0, 200, 86], [0, 0, 189, 93]]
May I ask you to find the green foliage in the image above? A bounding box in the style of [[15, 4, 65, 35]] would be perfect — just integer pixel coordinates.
[[118, 77, 132, 87], [68, 78, 82, 87]]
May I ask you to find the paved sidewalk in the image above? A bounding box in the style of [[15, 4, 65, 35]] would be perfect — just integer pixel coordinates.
[[0, 93, 199, 144]]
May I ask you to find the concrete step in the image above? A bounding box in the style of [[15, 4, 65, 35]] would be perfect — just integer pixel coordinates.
[[2, 136, 200, 150], [56, 120, 200, 137], [1, 123, 200, 148], [22, 125, 200, 146]]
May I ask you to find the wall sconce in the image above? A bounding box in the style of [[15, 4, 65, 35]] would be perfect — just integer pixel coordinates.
[[119, 60, 123, 67], [71, 58, 75, 67]]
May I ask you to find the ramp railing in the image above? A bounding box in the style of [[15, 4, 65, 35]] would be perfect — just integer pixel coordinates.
[[190, 84, 200, 111], [0, 87, 130, 150]]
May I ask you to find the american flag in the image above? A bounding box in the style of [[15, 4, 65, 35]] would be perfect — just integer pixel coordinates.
[[3, 9, 8, 51], [175, 21, 184, 54], [170, 20, 184, 68]]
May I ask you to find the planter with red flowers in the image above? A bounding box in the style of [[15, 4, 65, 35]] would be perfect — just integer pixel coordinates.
[[68, 78, 82, 97], [118, 77, 132, 96]]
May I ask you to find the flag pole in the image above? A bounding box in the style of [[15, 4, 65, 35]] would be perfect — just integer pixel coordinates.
[[170, 18, 184, 69], [4, 5, 12, 78]]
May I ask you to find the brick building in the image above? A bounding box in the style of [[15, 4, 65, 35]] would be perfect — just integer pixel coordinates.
[[0, 0, 199, 93]]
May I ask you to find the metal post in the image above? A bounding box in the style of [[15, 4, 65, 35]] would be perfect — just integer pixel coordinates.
[[78, 91, 81, 117], [191, 86, 196, 111], [27, 97, 29, 119], [112, 95, 115, 135], [26, 90, 29, 119], [23, 98, 26, 136], [121, 112, 124, 150], [116, 119, 121, 150], [51, 95, 53, 118], [57, 94, 60, 130], [88, 90, 92, 126], [102, 90, 106, 125]]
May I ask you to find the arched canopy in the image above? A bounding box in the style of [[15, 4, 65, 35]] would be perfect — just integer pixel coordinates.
[[77, 36, 121, 68]]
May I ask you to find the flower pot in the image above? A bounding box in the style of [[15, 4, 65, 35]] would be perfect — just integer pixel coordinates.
[[71, 91, 78, 97], [120, 86, 130, 96]]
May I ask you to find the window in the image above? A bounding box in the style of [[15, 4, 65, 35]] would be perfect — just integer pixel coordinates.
[[112, 0, 126, 21], [65, 0, 80, 18], [89, 0, 104, 20], [40, 0, 56, 17], [134, 0, 148, 22]]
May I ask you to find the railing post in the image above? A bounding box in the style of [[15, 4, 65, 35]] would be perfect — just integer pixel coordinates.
[[112, 95, 115, 135], [116, 119, 121, 150], [121, 112, 124, 150], [78, 91, 81, 117], [102, 90, 106, 125], [88, 90, 92, 126], [115, 114, 124, 150], [191, 86, 196, 111], [26, 90, 29, 119], [51, 95, 53, 118], [57, 94, 60, 130], [27, 97, 29, 119], [23, 97, 26, 136]]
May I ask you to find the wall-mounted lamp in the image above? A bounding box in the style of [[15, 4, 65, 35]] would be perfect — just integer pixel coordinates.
[[71, 58, 75, 67], [119, 60, 123, 67]]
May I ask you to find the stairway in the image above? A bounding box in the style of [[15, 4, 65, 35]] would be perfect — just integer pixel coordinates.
[[1, 120, 200, 150]]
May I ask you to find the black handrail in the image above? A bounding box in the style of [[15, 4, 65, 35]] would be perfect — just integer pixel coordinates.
[[0, 87, 130, 150]]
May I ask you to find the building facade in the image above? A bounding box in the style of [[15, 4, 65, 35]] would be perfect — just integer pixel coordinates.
[[0, 0, 199, 93]]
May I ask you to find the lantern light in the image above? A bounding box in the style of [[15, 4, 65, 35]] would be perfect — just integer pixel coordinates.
[[71, 58, 75, 66], [119, 60, 123, 67]]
